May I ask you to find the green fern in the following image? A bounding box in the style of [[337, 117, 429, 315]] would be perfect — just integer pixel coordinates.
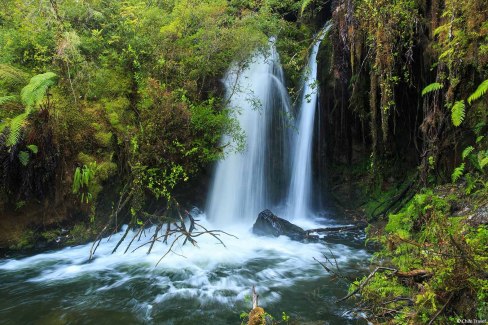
[[0, 95, 19, 106], [467, 79, 488, 105], [18, 151, 29, 166], [462, 146, 474, 160], [6, 112, 28, 146], [422, 82, 443, 96], [451, 100, 465, 127], [27, 144, 38, 154], [480, 157, 488, 170], [451, 163, 465, 183], [301, 0, 314, 15], [0, 64, 28, 90], [20, 72, 58, 110]]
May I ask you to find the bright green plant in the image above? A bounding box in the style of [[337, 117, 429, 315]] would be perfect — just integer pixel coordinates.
[[72, 163, 96, 204]]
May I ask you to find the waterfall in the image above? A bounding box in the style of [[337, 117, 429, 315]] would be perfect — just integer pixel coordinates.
[[286, 25, 330, 219], [206, 42, 291, 225]]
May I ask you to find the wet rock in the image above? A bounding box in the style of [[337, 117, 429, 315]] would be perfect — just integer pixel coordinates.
[[252, 209, 307, 241], [467, 204, 488, 227]]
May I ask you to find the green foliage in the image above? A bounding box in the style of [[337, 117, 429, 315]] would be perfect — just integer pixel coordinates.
[[451, 163, 465, 183], [17, 151, 29, 166], [6, 112, 28, 146], [20, 72, 57, 111], [421, 82, 443, 96], [26, 144, 38, 154], [0, 64, 28, 91], [0, 95, 18, 105], [72, 163, 96, 204], [358, 186, 488, 323], [463, 146, 475, 160], [451, 100, 465, 127], [468, 79, 488, 105]]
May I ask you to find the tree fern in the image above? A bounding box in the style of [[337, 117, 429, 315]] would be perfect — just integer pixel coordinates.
[[451, 100, 465, 127], [20, 72, 58, 110], [6, 112, 28, 147], [467, 79, 488, 105], [421, 82, 443, 96], [451, 163, 465, 183]]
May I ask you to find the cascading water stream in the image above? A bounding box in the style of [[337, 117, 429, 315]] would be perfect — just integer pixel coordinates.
[[206, 41, 292, 225], [286, 25, 331, 219]]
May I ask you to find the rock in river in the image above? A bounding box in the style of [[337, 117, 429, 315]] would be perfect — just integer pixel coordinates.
[[252, 209, 307, 241]]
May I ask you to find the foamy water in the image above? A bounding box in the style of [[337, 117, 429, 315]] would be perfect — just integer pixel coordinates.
[[0, 213, 369, 324]]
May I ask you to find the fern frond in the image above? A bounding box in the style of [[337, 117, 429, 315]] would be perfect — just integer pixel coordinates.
[[0, 64, 28, 90], [301, 0, 313, 15], [6, 112, 28, 147], [27, 144, 38, 154], [451, 100, 465, 127], [451, 163, 465, 183], [462, 146, 474, 160], [467, 79, 488, 105], [0, 95, 19, 106], [18, 151, 29, 166], [20, 72, 58, 110], [422, 82, 443, 96], [480, 157, 488, 170]]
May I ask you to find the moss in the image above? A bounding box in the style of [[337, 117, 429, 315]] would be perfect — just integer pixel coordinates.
[[96, 161, 117, 181], [94, 131, 113, 148], [67, 223, 94, 245], [9, 229, 35, 250], [77, 152, 97, 166], [355, 184, 488, 323]]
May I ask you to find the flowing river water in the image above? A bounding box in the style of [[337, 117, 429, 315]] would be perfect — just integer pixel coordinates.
[[0, 213, 370, 324]]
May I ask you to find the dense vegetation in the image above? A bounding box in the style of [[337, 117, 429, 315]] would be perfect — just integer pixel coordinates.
[[315, 0, 488, 323], [0, 0, 315, 247], [0, 0, 486, 323]]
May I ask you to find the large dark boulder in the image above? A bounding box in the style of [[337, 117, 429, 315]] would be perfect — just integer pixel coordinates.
[[252, 209, 307, 241]]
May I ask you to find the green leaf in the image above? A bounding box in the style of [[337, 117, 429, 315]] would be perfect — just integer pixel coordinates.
[[301, 0, 313, 15], [27, 144, 38, 154], [6, 112, 28, 146], [0, 64, 28, 89], [73, 167, 81, 193], [0, 95, 19, 106], [451, 100, 465, 127], [480, 157, 488, 170], [20, 72, 58, 110], [18, 151, 29, 166], [451, 163, 465, 183], [462, 146, 474, 160], [422, 82, 443, 96], [467, 79, 488, 105]]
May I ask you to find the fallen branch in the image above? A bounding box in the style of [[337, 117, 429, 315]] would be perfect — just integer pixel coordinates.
[[306, 223, 367, 234], [336, 267, 398, 303]]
